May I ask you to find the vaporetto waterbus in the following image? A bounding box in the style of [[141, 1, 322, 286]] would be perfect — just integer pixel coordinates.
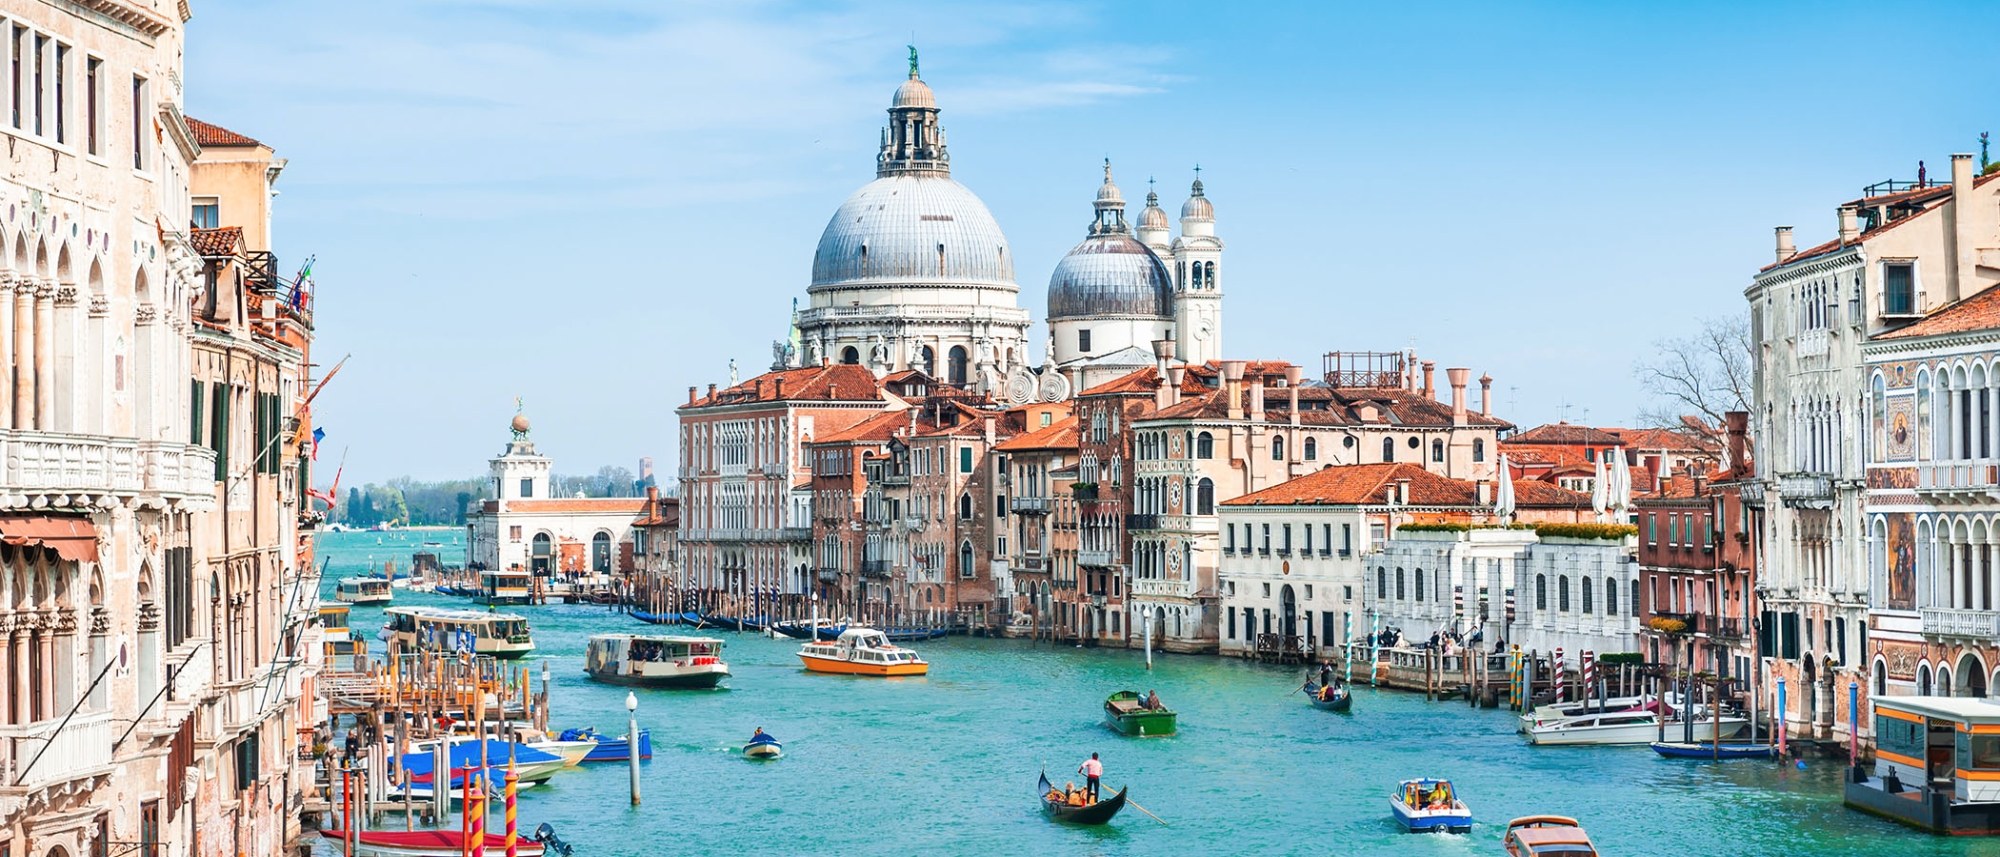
[[382, 606, 535, 659]]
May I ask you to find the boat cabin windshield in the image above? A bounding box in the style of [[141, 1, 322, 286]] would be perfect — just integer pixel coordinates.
[[488, 619, 528, 639]]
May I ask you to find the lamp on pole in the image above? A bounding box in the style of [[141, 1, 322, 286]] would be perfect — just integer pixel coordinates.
[[625, 692, 641, 806]]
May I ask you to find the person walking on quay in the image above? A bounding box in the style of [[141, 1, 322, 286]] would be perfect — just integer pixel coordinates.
[[1078, 752, 1103, 803]]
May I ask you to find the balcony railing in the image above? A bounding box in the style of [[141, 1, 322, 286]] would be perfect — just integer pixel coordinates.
[[0, 709, 113, 792], [861, 559, 891, 578], [1131, 578, 1191, 599], [1012, 496, 1053, 514], [816, 568, 842, 584], [1649, 611, 1703, 635], [1917, 462, 2000, 493], [881, 472, 910, 487], [902, 516, 927, 533], [1710, 618, 1744, 639], [1777, 473, 1834, 509], [0, 435, 217, 503], [779, 527, 813, 542], [1922, 607, 2000, 639], [1125, 514, 1159, 531], [1079, 550, 1115, 568], [1796, 328, 1829, 359]]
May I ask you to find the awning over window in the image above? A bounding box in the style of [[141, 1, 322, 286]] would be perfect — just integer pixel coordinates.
[[0, 515, 99, 563]]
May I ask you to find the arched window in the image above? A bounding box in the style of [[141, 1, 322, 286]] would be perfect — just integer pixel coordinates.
[[1431, 439, 1444, 463], [1558, 575, 1570, 611], [1414, 568, 1425, 601], [1472, 439, 1485, 462], [959, 494, 972, 520], [1395, 568, 1406, 600], [1197, 431, 1213, 459], [841, 346, 860, 365], [1919, 663, 1934, 696], [1917, 368, 1932, 461], [592, 531, 612, 573], [1304, 437, 1317, 460], [1196, 478, 1214, 515], [959, 541, 974, 578], [920, 345, 937, 376], [1874, 660, 1887, 696], [1536, 574, 1548, 610], [1581, 577, 1594, 613], [1382, 437, 1394, 463], [948, 346, 969, 386], [1204, 261, 1216, 289], [1605, 576, 1618, 614], [1272, 436, 1285, 461]]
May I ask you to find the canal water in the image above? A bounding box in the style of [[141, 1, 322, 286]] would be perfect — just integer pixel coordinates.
[[314, 530, 2000, 856]]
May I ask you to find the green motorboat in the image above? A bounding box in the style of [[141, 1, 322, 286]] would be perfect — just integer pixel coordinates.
[[1104, 690, 1176, 737]]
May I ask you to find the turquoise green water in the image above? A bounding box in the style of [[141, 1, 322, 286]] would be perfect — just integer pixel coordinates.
[[313, 530, 2000, 856]]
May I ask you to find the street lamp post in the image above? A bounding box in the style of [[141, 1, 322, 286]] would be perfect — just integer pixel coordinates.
[[626, 692, 641, 806]]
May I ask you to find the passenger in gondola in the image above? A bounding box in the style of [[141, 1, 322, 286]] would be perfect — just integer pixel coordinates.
[[1144, 689, 1162, 710]]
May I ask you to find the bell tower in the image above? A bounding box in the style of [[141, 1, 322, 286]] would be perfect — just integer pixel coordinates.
[[1172, 169, 1224, 364]]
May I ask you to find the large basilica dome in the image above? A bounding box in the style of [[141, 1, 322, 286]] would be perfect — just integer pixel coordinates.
[[789, 60, 1030, 386]]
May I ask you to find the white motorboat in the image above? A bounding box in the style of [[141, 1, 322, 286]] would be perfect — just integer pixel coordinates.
[[1526, 705, 1747, 746], [1516, 695, 1650, 733]]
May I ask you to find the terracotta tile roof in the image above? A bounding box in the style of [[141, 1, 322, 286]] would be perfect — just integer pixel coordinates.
[[816, 410, 909, 444], [1765, 173, 2000, 272], [1603, 426, 1722, 453], [1874, 284, 2000, 340], [190, 226, 244, 257], [1506, 423, 1627, 446], [1079, 367, 1162, 397], [1224, 463, 1476, 507], [685, 364, 884, 408], [1511, 480, 1594, 508], [186, 117, 260, 147], [502, 498, 648, 514], [993, 417, 1079, 452]]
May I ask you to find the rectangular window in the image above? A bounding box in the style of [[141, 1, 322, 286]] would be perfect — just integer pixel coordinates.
[[959, 446, 972, 473], [1261, 524, 1271, 554], [131, 75, 145, 170], [1339, 523, 1350, 555], [1304, 525, 1312, 554], [10, 26, 21, 128], [192, 198, 219, 229], [1281, 524, 1292, 554], [140, 800, 160, 857], [51, 43, 64, 143], [85, 56, 98, 155], [1224, 523, 1234, 552], [519, 477, 533, 498], [209, 381, 229, 481], [1078, 329, 1091, 353], [1884, 262, 1915, 315], [32, 34, 43, 136], [509, 525, 522, 540], [1226, 607, 1235, 640]]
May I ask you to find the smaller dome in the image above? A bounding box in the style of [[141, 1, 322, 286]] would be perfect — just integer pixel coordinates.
[[511, 414, 531, 434], [1047, 233, 1174, 321], [1139, 191, 1169, 230], [1181, 178, 1214, 221], [893, 76, 935, 109]]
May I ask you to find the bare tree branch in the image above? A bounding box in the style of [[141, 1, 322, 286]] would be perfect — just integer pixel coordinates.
[[1632, 313, 1751, 430]]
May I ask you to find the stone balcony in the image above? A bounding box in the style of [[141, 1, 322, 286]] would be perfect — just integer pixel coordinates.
[[1922, 607, 2000, 639], [1079, 549, 1115, 568], [1012, 496, 1053, 514], [1131, 578, 1192, 600], [0, 433, 217, 508], [1777, 473, 1834, 509], [0, 708, 113, 794], [1917, 461, 2000, 496]]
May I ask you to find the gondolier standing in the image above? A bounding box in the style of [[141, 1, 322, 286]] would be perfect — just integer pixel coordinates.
[[1078, 753, 1103, 802]]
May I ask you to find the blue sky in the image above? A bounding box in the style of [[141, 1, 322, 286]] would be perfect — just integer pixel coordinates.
[[185, 0, 1997, 485]]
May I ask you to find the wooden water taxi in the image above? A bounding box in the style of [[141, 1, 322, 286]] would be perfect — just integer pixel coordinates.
[[1502, 816, 1598, 857], [479, 569, 533, 605], [797, 628, 928, 676], [1526, 702, 1746, 746], [1103, 690, 1176, 736], [334, 576, 394, 605], [1846, 696, 2000, 834], [1390, 778, 1472, 833], [583, 634, 729, 688], [383, 607, 535, 659], [1038, 771, 1127, 825]]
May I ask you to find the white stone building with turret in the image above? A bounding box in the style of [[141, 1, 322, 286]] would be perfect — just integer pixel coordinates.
[[466, 414, 645, 578]]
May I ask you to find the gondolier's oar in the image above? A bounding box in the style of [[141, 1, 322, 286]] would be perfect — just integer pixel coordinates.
[[1124, 795, 1169, 826]]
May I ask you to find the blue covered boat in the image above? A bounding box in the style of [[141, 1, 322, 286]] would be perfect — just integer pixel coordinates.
[[559, 727, 653, 762], [401, 740, 565, 788], [1649, 741, 1777, 760], [1390, 778, 1472, 833]]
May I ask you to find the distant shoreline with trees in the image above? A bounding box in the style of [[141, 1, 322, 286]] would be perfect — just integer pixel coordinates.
[[323, 465, 663, 528]]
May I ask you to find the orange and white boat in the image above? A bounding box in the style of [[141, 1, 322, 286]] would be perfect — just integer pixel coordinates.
[[798, 628, 929, 676]]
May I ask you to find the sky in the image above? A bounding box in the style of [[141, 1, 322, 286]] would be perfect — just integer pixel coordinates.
[[183, 0, 1998, 486]]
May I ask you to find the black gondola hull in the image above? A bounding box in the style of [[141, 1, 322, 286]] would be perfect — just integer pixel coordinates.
[[1037, 771, 1127, 825]]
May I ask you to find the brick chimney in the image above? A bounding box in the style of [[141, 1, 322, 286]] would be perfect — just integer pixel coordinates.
[[1725, 410, 1749, 473], [1447, 368, 1470, 426], [1951, 152, 1976, 305], [1396, 477, 1410, 505], [1249, 371, 1266, 422], [1165, 367, 1187, 407], [1153, 340, 1178, 410], [1838, 204, 1859, 246], [1774, 226, 1795, 264], [707, 383, 717, 399], [1285, 365, 1304, 425], [774, 376, 786, 399], [1222, 361, 1247, 420], [688, 386, 698, 405], [1421, 361, 1436, 400], [1478, 373, 1493, 418]]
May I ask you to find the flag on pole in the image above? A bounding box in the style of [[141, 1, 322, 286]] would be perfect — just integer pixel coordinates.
[[311, 427, 325, 460], [290, 256, 315, 310]]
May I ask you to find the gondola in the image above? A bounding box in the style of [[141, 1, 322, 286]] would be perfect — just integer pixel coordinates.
[[1037, 770, 1127, 825], [773, 621, 846, 641], [1304, 680, 1353, 712], [1649, 741, 1777, 760]]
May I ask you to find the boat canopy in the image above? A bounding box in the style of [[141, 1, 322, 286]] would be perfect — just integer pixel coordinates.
[[836, 629, 890, 648], [1874, 695, 2000, 725], [401, 739, 560, 775]]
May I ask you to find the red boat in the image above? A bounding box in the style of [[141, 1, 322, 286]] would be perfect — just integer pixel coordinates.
[[318, 829, 548, 857]]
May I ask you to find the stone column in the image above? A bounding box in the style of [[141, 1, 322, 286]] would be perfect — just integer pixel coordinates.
[[0, 277, 12, 430], [11, 279, 30, 429], [88, 606, 108, 711], [136, 601, 161, 714], [35, 281, 54, 430], [52, 603, 75, 713]]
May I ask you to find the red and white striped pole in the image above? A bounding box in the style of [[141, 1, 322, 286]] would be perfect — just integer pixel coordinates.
[[1582, 650, 1596, 709], [1553, 648, 1567, 701]]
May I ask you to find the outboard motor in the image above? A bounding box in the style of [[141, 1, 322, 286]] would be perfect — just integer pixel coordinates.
[[533, 823, 574, 857]]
